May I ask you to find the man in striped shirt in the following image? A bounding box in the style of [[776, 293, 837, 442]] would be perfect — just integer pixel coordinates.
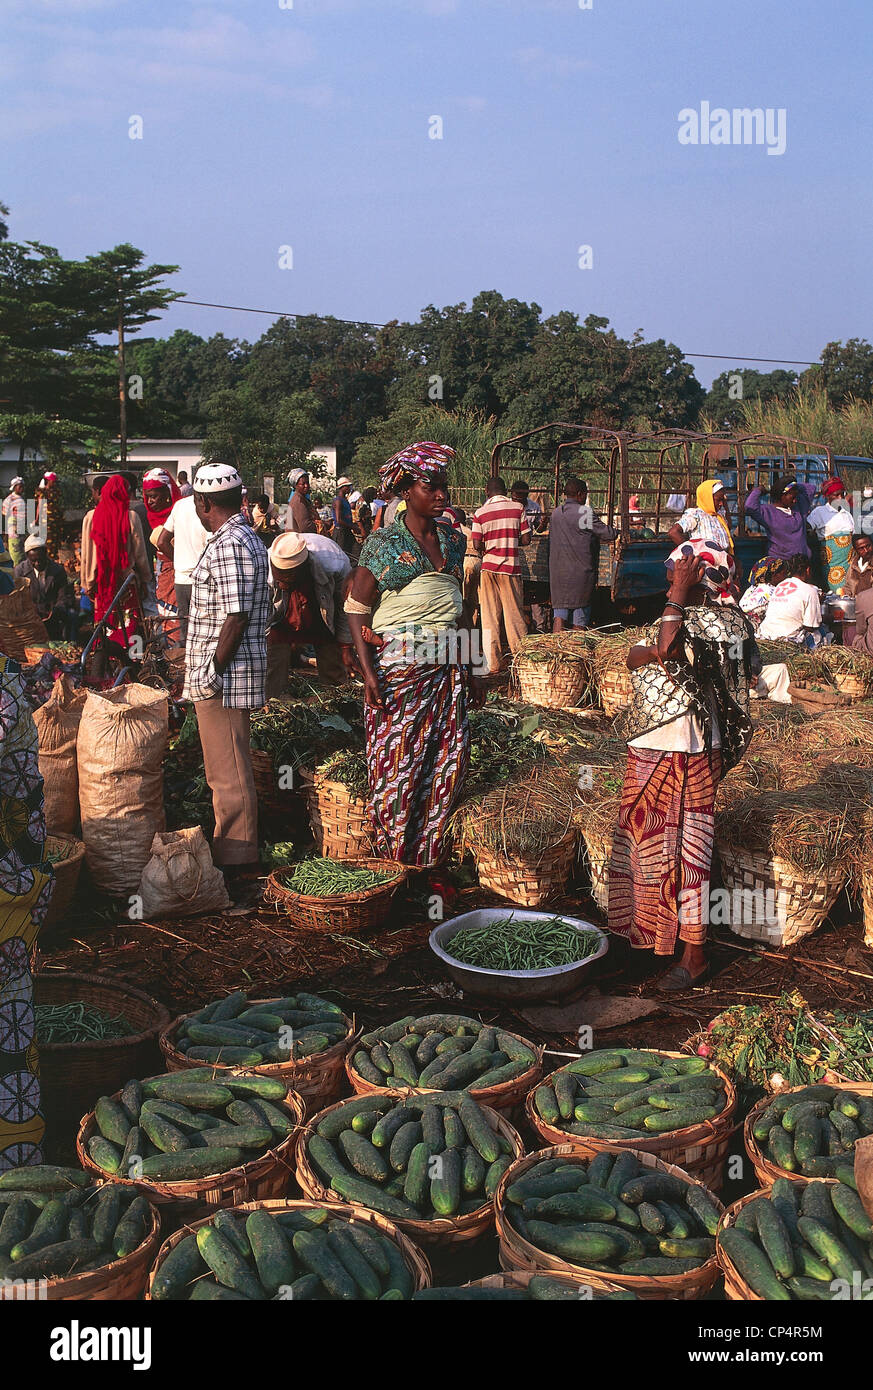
[[472, 475, 531, 674]]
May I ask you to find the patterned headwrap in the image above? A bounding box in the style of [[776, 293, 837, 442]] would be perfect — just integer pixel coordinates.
[[666, 537, 735, 598], [379, 441, 455, 496]]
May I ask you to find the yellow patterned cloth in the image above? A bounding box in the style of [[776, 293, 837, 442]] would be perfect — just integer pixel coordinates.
[[0, 655, 52, 1172]]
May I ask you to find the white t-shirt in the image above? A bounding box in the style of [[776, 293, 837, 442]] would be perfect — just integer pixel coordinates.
[[758, 578, 822, 641], [300, 533, 351, 579], [807, 502, 855, 538], [163, 496, 210, 585]]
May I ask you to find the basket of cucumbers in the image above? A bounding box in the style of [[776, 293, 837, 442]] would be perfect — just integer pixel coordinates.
[[296, 1091, 524, 1248], [717, 1176, 873, 1300], [495, 1145, 724, 1300], [526, 1047, 736, 1191], [160, 988, 357, 1108], [147, 1199, 432, 1301], [345, 1013, 542, 1113], [76, 1070, 305, 1220], [412, 1271, 638, 1300], [0, 1166, 160, 1301], [744, 1081, 873, 1186]]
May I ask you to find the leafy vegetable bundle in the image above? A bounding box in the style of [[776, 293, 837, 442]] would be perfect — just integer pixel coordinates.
[[86, 1071, 296, 1183], [0, 1167, 151, 1280], [151, 1205, 416, 1302], [304, 1092, 516, 1222], [173, 988, 348, 1064], [750, 1083, 873, 1176], [350, 1013, 536, 1092], [532, 1048, 728, 1140], [721, 1177, 873, 1300], [503, 1151, 721, 1276]]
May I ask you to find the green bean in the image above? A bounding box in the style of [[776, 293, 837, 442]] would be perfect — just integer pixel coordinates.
[[446, 916, 601, 972], [34, 1002, 134, 1045], [282, 858, 395, 897]]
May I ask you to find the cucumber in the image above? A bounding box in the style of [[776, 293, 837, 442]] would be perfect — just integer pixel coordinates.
[[343, 1222, 390, 1277], [248, 1098, 296, 1139], [553, 1071, 577, 1120], [526, 1190, 616, 1222], [292, 1229, 357, 1300], [767, 1125, 798, 1172], [586, 1153, 615, 1187], [245, 1210, 296, 1296], [87, 1137, 122, 1174], [801, 1181, 838, 1231], [211, 989, 248, 1020], [339, 1131, 390, 1183], [430, 1148, 462, 1216], [389, 1122, 423, 1173], [524, 1220, 624, 1266], [308, 1134, 349, 1185], [10, 1238, 99, 1279], [619, 1173, 688, 1205], [658, 1236, 715, 1261], [352, 1051, 383, 1084], [112, 1195, 151, 1258], [151, 1232, 205, 1300], [197, 1225, 265, 1300], [606, 1152, 640, 1199], [566, 1052, 626, 1075], [120, 1079, 143, 1123], [140, 1110, 189, 1154], [643, 1106, 718, 1133], [350, 1109, 381, 1135], [95, 1096, 132, 1147], [719, 1227, 790, 1300], [141, 1101, 213, 1133], [146, 1079, 234, 1109], [443, 1109, 466, 1150], [420, 1105, 444, 1153], [387, 1041, 419, 1087], [574, 1102, 623, 1124], [91, 1186, 123, 1249], [328, 1173, 419, 1220], [10, 1199, 68, 1260], [379, 1232, 414, 1299], [657, 1201, 693, 1240], [507, 1170, 588, 1204], [284, 1273, 323, 1300], [829, 1110, 860, 1148], [316, 1097, 387, 1140], [753, 1199, 795, 1278], [435, 1053, 490, 1091], [0, 1197, 35, 1255], [533, 1085, 560, 1125], [212, 1210, 251, 1258], [328, 1226, 381, 1300], [367, 1107, 409, 1150], [189, 1279, 253, 1301], [793, 1115, 823, 1164], [619, 1257, 702, 1274], [835, 1090, 861, 1119], [782, 1100, 830, 1132], [0, 1166, 89, 1193], [139, 1147, 244, 1180], [753, 1103, 781, 1142], [831, 1183, 873, 1240], [794, 1245, 833, 1282], [484, 1155, 513, 1198], [638, 1201, 667, 1234], [833, 1161, 858, 1191], [685, 1183, 721, 1236], [786, 1276, 840, 1300], [797, 1217, 856, 1282], [199, 1125, 272, 1151], [458, 1099, 500, 1163], [185, 1047, 265, 1065], [462, 1145, 486, 1196]]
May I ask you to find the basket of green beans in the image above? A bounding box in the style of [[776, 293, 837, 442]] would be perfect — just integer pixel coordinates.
[[265, 856, 408, 933]]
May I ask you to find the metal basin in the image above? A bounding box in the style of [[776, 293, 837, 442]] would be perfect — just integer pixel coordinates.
[[429, 907, 609, 1003]]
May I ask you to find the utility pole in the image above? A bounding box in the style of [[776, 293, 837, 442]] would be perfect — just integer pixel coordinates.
[[117, 272, 127, 466]]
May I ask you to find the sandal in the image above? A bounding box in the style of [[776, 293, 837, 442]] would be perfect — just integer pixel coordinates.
[[655, 964, 709, 993]]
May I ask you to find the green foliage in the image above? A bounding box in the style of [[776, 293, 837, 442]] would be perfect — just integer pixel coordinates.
[[352, 403, 499, 487], [731, 387, 873, 460], [704, 367, 798, 429]]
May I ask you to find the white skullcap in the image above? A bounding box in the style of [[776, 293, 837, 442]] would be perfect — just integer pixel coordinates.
[[194, 462, 243, 493]]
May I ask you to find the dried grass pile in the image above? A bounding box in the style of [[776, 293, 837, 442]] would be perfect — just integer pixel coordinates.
[[715, 768, 872, 879], [450, 764, 581, 860]]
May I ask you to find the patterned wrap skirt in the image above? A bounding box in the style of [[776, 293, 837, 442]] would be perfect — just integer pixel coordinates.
[[365, 656, 470, 868], [607, 747, 722, 955]]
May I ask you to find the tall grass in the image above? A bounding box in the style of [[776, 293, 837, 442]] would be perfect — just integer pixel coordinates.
[[703, 389, 873, 459], [353, 403, 500, 488]]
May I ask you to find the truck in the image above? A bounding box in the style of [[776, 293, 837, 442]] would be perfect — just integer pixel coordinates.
[[489, 424, 873, 618]]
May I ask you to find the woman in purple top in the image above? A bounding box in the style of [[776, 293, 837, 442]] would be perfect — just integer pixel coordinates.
[[743, 477, 816, 560]]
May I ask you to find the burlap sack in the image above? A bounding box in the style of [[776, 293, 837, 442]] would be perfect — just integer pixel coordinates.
[[77, 684, 168, 895], [137, 827, 230, 918], [32, 676, 87, 834], [855, 1135, 873, 1222], [0, 578, 49, 660]]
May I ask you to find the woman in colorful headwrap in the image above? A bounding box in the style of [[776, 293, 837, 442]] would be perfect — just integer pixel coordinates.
[[669, 480, 734, 552], [79, 473, 152, 651], [0, 652, 53, 1174], [35, 472, 64, 562], [608, 538, 757, 991], [345, 442, 481, 873], [142, 468, 182, 643], [739, 555, 787, 630], [807, 478, 855, 594]]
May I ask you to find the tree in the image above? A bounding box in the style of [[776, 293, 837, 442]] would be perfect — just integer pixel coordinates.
[[800, 339, 873, 407], [200, 385, 323, 484], [353, 403, 498, 489], [704, 367, 798, 429]]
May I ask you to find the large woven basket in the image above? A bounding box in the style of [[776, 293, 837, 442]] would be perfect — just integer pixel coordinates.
[[344, 1026, 544, 1115], [145, 1198, 432, 1300], [0, 1195, 161, 1302], [76, 1080, 305, 1223], [264, 857, 407, 933], [302, 771, 375, 859], [716, 840, 846, 948], [42, 832, 86, 930], [474, 830, 578, 908], [716, 1189, 780, 1300], [580, 826, 614, 912], [295, 1094, 524, 1250], [597, 668, 632, 717], [159, 1000, 358, 1112], [495, 1143, 724, 1300], [525, 1053, 738, 1192], [743, 1081, 873, 1188], [834, 672, 869, 699], [250, 748, 290, 817], [33, 971, 170, 1140], [515, 658, 589, 710]]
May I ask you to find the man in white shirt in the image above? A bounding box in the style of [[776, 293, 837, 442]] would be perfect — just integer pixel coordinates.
[[758, 554, 831, 648], [156, 491, 210, 642]]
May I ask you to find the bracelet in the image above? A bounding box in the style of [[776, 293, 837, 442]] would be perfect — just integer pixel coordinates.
[[660, 614, 683, 624], [664, 599, 685, 612]]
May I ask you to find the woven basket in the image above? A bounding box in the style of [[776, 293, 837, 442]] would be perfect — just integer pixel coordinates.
[[250, 748, 288, 817], [474, 830, 578, 908], [302, 772, 375, 859], [0, 1197, 161, 1302], [743, 1081, 873, 1188], [33, 971, 170, 1140], [265, 857, 407, 933], [834, 672, 869, 699], [716, 840, 846, 948], [495, 1143, 723, 1300], [516, 658, 589, 711], [42, 832, 86, 929], [159, 1000, 358, 1111], [344, 1026, 544, 1115], [295, 1095, 524, 1249], [717, 1189, 778, 1300], [580, 826, 614, 911], [525, 1053, 738, 1192], [598, 668, 632, 717], [76, 1080, 305, 1223], [145, 1198, 432, 1300]]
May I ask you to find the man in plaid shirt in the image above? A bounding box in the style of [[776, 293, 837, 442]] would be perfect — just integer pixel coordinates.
[[184, 461, 269, 900]]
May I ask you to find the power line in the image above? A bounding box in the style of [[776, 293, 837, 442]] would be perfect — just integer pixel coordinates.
[[175, 297, 820, 369]]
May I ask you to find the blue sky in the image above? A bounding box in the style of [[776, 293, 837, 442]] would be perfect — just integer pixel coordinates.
[[3, 0, 871, 385]]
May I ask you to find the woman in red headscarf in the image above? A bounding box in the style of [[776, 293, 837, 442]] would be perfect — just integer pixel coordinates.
[[80, 474, 152, 649], [142, 468, 181, 642]]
